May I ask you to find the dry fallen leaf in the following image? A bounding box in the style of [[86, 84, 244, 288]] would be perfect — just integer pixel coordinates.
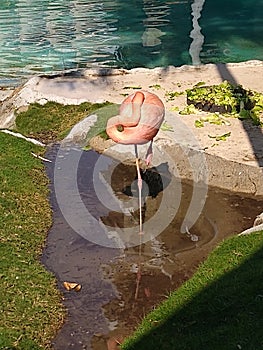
[[107, 336, 124, 350], [144, 287, 151, 298], [63, 281, 82, 292]]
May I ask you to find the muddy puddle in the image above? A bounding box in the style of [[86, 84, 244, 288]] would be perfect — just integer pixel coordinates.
[[42, 145, 263, 350]]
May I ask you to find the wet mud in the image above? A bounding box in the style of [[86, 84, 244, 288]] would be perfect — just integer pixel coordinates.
[[42, 145, 263, 350]]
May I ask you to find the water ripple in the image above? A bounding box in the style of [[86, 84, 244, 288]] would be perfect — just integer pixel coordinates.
[[0, 0, 262, 86]]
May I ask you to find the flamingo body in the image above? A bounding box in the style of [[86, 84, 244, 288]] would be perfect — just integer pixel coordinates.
[[106, 91, 165, 237], [106, 90, 165, 145]]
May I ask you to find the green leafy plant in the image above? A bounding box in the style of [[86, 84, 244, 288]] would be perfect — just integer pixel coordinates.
[[123, 86, 142, 90], [194, 119, 204, 128], [179, 104, 199, 115], [186, 81, 263, 125], [193, 81, 206, 87], [165, 90, 184, 101], [149, 84, 162, 90], [170, 106, 179, 112], [194, 114, 231, 128], [160, 121, 174, 132], [208, 131, 231, 141]]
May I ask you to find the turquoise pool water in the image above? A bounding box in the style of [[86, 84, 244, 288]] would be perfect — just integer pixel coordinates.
[[0, 0, 263, 86]]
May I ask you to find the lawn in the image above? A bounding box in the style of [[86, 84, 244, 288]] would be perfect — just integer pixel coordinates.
[[0, 133, 65, 349], [121, 232, 263, 350]]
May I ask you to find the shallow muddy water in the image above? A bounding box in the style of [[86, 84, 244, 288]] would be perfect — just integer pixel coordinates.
[[42, 145, 263, 350]]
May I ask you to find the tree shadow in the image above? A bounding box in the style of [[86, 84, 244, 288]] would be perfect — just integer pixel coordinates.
[[216, 63, 263, 168], [123, 239, 263, 350]]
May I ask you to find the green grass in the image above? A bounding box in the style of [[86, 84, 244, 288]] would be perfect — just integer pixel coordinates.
[[0, 133, 65, 349], [84, 103, 119, 142], [121, 232, 263, 350], [15, 101, 112, 143]]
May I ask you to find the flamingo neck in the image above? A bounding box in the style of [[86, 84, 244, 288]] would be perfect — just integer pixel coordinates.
[[131, 91, 145, 121]]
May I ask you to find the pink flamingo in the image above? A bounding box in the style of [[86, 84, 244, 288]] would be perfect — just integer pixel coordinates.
[[106, 90, 165, 146], [106, 90, 165, 234]]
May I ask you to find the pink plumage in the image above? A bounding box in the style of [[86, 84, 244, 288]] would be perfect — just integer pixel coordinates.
[[106, 90, 165, 145]]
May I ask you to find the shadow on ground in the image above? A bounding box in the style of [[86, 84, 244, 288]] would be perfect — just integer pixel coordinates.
[[123, 239, 263, 350]]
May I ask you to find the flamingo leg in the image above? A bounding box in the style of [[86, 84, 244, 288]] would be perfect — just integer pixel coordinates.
[[145, 140, 153, 167], [135, 156, 143, 300], [135, 157, 143, 235], [134, 145, 143, 234], [134, 144, 143, 299]]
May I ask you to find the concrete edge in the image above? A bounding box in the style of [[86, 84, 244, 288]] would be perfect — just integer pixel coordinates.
[[90, 136, 263, 198]]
